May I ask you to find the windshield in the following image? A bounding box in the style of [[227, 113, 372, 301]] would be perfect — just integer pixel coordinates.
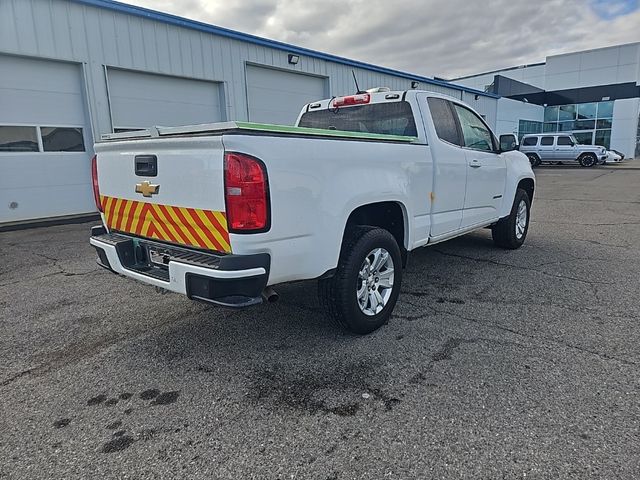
[[298, 101, 418, 137]]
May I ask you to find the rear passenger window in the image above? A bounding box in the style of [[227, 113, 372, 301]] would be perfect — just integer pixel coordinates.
[[522, 137, 538, 146], [426, 97, 460, 146], [540, 137, 554, 146], [557, 136, 572, 146]]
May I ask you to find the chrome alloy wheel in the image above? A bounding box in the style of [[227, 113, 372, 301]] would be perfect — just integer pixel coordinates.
[[356, 247, 395, 316], [515, 199, 528, 239]]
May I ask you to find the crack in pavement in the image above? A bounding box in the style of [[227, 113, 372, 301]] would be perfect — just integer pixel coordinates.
[[0, 251, 99, 288], [0, 269, 100, 288], [0, 311, 193, 389], [430, 249, 600, 286], [536, 197, 640, 205], [531, 220, 640, 227], [400, 293, 638, 368], [572, 238, 633, 249]]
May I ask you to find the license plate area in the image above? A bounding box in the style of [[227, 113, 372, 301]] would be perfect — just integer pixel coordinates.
[[146, 246, 171, 269]]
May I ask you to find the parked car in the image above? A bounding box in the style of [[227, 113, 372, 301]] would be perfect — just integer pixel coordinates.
[[602, 150, 624, 164], [90, 90, 535, 334], [520, 134, 607, 167]]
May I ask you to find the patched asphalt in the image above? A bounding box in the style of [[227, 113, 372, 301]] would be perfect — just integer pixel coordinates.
[[1, 164, 639, 479]]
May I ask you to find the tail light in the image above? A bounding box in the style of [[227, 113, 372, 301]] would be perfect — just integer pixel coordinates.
[[91, 154, 103, 212], [332, 93, 370, 108], [224, 152, 270, 233]]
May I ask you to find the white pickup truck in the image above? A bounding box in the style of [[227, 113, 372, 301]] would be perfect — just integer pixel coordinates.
[[90, 90, 535, 334]]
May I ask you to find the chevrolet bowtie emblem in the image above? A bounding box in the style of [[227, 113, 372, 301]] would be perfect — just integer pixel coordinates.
[[135, 181, 160, 197]]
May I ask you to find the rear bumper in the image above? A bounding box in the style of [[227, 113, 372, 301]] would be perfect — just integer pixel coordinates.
[[90, 226, 270, 308]]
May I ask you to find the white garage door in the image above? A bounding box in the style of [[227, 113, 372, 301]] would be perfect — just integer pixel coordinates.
[[0, 55, 92, 224], [246, 65, 327, 125], [107, 69, 224, 130]]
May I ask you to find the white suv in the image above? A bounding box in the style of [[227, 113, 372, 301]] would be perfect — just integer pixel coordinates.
[[519, 134, 607, 167]]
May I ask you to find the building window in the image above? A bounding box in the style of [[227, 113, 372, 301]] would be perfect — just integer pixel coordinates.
[[541, 101, 613, 149], [597, 101, 614, 119], [518, 120, 542, 140], [41, 127, 85, 152], [577, 103, 597, 119], [574, 132, 593, 145], [595, 129, 611, 148], [544, 106, 559, 122], [0, 125, 86, 153], [574, 120, 595, 130], [0, 126, 39, 152], [559, 105, 576, 121], [558, 121, 574, 132]]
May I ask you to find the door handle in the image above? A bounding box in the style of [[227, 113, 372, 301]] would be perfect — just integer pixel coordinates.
[[469, 159, 482, 168]]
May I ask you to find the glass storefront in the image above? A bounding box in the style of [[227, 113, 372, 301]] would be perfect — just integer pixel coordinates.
[[542, 101, 613, 148], [517, 119, 542, 140]]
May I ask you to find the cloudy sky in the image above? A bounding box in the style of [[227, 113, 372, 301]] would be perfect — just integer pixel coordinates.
[[126, 0, 640, 78]]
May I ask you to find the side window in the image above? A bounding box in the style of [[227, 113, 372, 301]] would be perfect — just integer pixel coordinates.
[[452, 104, 494, 152], [426, 97, 461, 146], [540, 136, 554, 146], [522, 137, 538, 146], [557, 136, 572, 146]]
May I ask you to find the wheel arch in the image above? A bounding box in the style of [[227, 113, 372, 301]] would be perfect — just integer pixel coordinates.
[[518, 178, 535, 202], [342, 201, 409, 266]]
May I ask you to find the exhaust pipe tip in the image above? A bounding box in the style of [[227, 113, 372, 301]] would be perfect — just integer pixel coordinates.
[[262, 286, 279, 303]]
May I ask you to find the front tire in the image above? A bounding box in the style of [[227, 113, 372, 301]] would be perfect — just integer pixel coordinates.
[[492, 188, 531, 249], [318, 226, 402, 334], [579, 153, 597, 167]]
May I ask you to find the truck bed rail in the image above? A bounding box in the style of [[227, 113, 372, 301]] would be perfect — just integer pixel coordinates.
[[100, 121, 418, 143]]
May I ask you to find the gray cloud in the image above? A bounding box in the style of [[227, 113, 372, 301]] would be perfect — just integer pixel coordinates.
[[127, 0, 640, 78]]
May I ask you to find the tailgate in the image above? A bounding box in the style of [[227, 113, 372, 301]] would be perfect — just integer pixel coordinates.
[[94, 135, 231, 253]]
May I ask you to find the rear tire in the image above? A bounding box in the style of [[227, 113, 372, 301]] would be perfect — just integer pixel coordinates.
[[579, 153, 597, 167], [492, 188, 531, 249], [526, 154, 541, 168], [318, 226, 402, 334]]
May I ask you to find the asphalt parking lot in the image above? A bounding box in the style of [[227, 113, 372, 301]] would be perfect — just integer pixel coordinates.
[[1, 163, 639, 479]]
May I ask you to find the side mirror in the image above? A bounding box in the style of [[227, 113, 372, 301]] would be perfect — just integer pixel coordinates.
[[499, 134, 518, 152]]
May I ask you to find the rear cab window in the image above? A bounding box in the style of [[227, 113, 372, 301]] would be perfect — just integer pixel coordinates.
[[298, 101, 418, 137], [540, 136, 554, 145]]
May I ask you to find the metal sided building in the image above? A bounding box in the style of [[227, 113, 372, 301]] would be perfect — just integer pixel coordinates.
[[0, 0, 498, 225]]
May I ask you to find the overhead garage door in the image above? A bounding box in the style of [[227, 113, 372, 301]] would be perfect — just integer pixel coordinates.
[[0, 54, 92, 223], [107, 69, 224, 130], [246, 65, 327, 125]]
